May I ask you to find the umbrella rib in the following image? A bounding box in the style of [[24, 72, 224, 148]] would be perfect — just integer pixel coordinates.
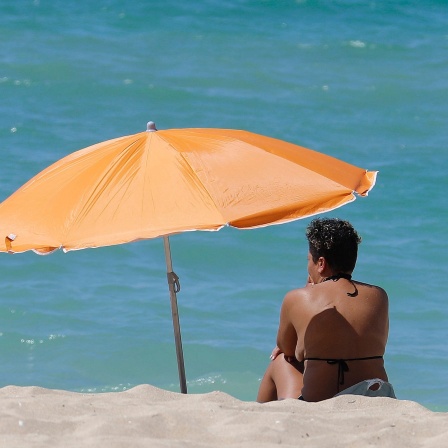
[[156, 134, 226, 225], [73, 139, 143, 228]]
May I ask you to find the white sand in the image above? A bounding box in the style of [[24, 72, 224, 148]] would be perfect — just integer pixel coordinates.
[[1, 384, 447, 447]]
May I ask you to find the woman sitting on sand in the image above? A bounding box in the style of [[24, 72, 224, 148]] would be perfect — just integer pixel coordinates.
[[257, 218, 395, 402]]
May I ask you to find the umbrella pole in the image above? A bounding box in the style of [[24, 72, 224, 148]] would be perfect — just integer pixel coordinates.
[[163, 235, 188, 394]]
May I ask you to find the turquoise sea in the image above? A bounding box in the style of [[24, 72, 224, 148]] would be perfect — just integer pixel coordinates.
[[1, 1, 447, 411]]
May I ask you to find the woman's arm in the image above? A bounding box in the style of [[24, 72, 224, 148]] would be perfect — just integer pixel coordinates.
[[276, 291, 298, 357]]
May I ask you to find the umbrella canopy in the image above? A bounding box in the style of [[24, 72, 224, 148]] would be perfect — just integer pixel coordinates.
[[0, 122, 377, 393], [0, 122, 376, 254]]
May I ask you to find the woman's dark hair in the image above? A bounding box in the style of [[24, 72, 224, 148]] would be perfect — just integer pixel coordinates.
[[306, 218, 361, 273]]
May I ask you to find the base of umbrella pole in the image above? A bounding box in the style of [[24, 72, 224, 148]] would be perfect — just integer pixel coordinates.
[[163, 236, 188, 394]]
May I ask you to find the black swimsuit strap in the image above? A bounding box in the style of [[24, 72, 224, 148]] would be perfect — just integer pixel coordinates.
[[322, 273, 358, 297], [323, 273, 352, 282], [304, 356, 384, 387]]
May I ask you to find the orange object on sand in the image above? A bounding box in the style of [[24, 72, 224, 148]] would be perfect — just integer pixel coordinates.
[[0, 123, 376, 254]]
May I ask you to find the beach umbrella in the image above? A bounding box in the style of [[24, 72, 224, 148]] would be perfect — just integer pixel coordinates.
[[0, 122, 377, 393]]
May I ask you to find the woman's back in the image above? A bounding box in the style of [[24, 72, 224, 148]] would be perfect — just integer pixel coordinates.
[[294, 278, 389, 401]]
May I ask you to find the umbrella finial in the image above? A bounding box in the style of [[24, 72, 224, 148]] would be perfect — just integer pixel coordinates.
[[147, 121, 157, 132]]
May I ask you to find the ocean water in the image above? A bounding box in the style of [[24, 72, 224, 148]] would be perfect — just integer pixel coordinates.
[[1, 0, 447, 412]]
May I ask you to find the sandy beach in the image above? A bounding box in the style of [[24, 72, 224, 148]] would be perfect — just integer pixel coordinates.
[[1, 385, 447, 447]]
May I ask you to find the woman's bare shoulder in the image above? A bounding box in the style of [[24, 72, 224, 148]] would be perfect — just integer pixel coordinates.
[[356, 281, 389, 301], [282, 285, 316, 310]]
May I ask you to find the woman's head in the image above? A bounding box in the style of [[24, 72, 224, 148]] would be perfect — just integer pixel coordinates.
[[306, 218, 361, 273]]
